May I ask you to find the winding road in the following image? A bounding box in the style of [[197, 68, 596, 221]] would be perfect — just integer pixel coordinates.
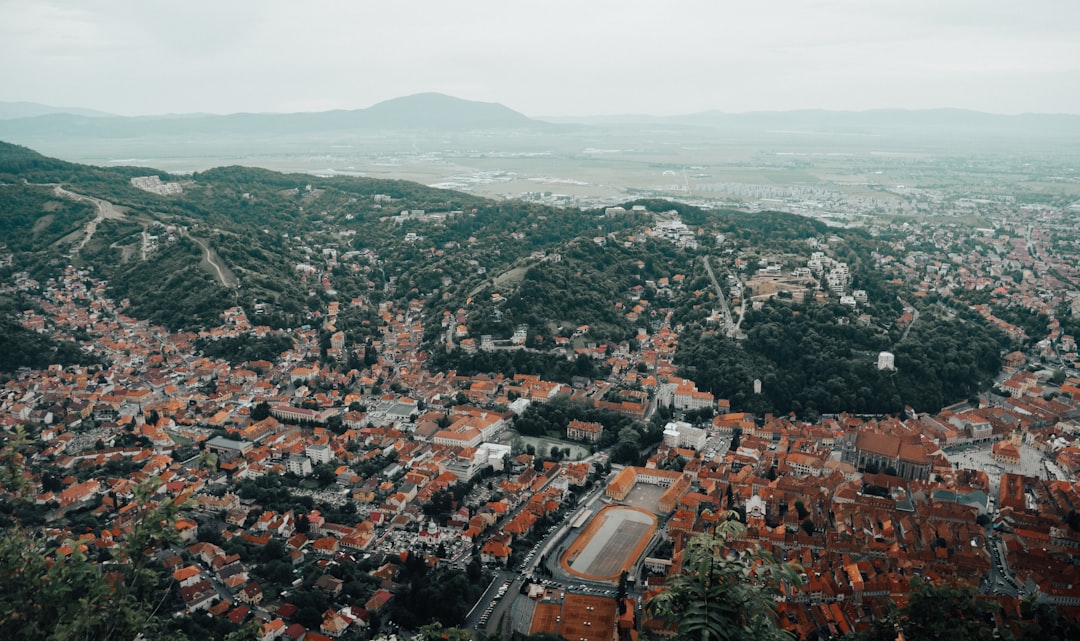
[[53, 186, 126, 254], [187, 234, 238, 289]]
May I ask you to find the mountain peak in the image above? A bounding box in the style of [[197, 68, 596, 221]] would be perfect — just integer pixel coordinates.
[[0, 101, 115, 120], [363, 92, 535, 128]]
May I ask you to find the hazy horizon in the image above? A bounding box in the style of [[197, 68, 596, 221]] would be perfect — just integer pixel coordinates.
[[7, 94, 1080, 121], [2, 1, 1079, 119]]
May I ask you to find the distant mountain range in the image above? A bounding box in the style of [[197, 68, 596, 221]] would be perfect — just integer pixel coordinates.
[[4, 94, 1080, 173], [0, 101, 115, 120], [4, 93, 1080, 142], [0, 93, 544, 139]]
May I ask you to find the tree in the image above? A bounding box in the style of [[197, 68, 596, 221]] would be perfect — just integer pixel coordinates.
[[251, 401, 271, 421], [645, 512, 801, 641], [466, 555, 483, 583], [313, 463, 337, 488], [0, 465, 189, 641], [294, 605, 323, 629], [417, 622, 472, 641], [729, 427, 742, 451], [225, 622, 263, 641], [852, 577, 999, 641], [1016, 597, 1080, 640]]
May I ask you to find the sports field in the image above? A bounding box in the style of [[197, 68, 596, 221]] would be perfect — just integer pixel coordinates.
[[561, 506, 657, 581]]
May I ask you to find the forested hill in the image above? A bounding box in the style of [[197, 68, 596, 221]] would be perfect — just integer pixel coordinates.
[[0, 141, 648, 333], [0, 142, 1005, 414]]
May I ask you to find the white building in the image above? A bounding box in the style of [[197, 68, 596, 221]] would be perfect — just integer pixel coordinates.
[[479, 442, 513, 472], [877, 351, 895, 371], [287, 455, 313, 476], [443, 442, 512, 482], [663, 421, 708, 451], [511, 325, 528, 345], [306, 444, 334, 464], [508, 398, 532, 415]]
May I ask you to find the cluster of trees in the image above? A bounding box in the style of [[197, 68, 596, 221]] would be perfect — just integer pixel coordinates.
[[194, 332, 294, 365], [414, 204, 655, 338], [607, 408, 669, 465], [512, 396, 639, 446], [0, 143, 658, 334], [388, 553, 486, 628], [889, 313, 1004, 410], [0, 523, 194, 641], [233, 475, 315, 515], [0, 299, 100, 373], [678, 300, 1004, 418], [0, 318, 98, 372], [430, 348, 609, 385], [0, 141, 161, 202], [851, 577, 1080, 641], [1056, 303, 1080, 339], [0, 431, 196, 641], [458, 237, 691, 345], [991, 303, 1051, 344], [103, 236, 240, 331], [0, 183, 95, 254]]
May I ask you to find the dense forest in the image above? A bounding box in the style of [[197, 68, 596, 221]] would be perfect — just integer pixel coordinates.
[[455, 237, 693, 345], [677, 300, 1004, 417], [0, 314, 98, 373]]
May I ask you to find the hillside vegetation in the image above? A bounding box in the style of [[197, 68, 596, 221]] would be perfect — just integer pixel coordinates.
[[0, 141, 1006, 413]]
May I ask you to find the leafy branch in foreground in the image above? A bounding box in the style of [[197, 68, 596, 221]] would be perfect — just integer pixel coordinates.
[[0, 433, 191, 641], [645, 512, 801, 641]]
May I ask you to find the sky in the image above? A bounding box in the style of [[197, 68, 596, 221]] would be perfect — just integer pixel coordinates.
[[2, 0, 1078, 117]]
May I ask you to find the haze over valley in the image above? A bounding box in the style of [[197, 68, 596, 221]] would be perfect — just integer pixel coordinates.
[[4, 93, 1078, 224]]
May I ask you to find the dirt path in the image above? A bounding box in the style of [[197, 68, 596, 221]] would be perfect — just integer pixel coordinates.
[[53, 186, 126, 255], [188, 234, 238, 288]]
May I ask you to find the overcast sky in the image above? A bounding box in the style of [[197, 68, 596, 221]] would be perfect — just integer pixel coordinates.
[[2, 0, 1078, 117]]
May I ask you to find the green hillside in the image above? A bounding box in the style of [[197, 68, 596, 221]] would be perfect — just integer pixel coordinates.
[[0, 142, 1004, 414]]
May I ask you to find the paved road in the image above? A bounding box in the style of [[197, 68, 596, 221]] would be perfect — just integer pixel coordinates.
[[897, 298, 919, 343], [468, 480, 615, 637]]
